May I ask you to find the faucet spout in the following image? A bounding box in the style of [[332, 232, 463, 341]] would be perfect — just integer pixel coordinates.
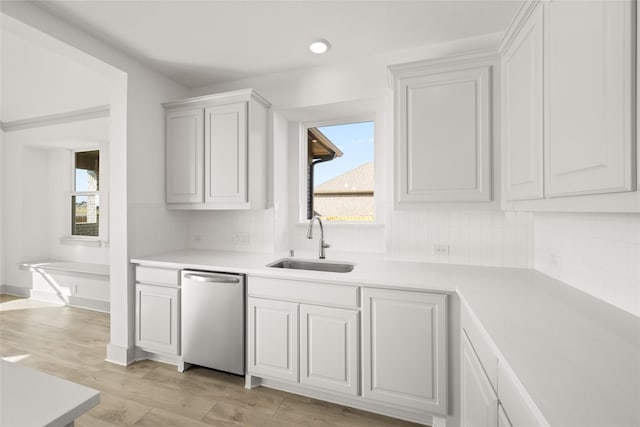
[[307, 215, 330, 259]]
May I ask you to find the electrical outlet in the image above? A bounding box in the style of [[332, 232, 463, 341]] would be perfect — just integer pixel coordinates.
[[235, 232, 250, 245], [432, 244, 450, 256]]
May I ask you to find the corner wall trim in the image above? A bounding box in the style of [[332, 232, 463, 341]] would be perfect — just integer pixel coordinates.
[[105, 343, 136, 366], [0, 105, 110, 132]]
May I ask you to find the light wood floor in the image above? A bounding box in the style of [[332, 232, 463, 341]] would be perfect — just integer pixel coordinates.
[[0, 294, 425, 426]]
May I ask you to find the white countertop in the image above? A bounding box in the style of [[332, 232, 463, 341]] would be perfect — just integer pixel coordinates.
[[0, 360, 100, 427], [131, 249, 640, 427]]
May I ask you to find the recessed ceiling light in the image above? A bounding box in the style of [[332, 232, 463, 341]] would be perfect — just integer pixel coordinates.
[[309, 39, 330, 54]]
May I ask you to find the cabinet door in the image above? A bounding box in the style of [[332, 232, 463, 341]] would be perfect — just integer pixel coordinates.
[[545, 0, 635, 197], [498, 404, 513, 427], [395, 64, 492, 203], [461, 332, 498, 427], [166, 108, 204, 204], [300, 305, 359, 396], [362, 288, 447, 414], [502, 3, 544, 201], [247, 298, 298, 382], [204, 102, 248, 207], [135, 283, 180, 355]]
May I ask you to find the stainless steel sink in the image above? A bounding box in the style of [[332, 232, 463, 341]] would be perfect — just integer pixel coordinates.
[[267, 258, 355, 273]]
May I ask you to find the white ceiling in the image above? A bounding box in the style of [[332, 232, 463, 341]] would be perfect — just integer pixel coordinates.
[[1, 1, 521, 123], [34, 0, 522, 88]]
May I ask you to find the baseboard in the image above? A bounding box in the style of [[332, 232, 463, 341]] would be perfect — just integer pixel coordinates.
[[105, 343, 136, 366], [257, 377, 437, 426], [68, 296, 109, 313], [0, 284, 31, 298], [29, 289, 109, 313], [141, 351, 180, 367], [133, 348, 180, 367]]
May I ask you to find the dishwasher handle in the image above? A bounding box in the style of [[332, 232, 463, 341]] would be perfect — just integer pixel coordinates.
[[183, 273, 241, 284]]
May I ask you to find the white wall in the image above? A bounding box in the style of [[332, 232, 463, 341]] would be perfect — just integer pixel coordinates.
[[2, 144, 50, 291], [0, 129, 3, 287], [535, 212, 640, 317], [1, 1, 190, 365], [1, 118, 110, 290], [1, 26, 110, 123], [125, 66, 190, 258]]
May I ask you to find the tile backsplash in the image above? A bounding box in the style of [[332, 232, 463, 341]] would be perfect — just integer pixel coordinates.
[[188, 209, 275, 254], [181, 207, 639, 317], [129, 202, 189, 257], [387, 210, 535, 268], [535, 212, 640, 317], [187, 209, 535, 268]]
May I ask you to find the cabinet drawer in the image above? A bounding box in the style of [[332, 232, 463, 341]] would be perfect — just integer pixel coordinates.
[[135, 266, 180, 287], [461, 302, 498, 390], [248, 276, 359, 308]]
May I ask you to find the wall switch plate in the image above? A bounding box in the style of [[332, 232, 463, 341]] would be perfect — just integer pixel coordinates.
[[433, 244, 450, 256]]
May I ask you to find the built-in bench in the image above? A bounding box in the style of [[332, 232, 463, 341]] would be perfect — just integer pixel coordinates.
[[19, 260, 110, 312]]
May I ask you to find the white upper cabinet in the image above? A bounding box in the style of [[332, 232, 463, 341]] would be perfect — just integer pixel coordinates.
[[545, 0, 635, 197], [389, 53, 496, 204], [163, 89, 270, 210], [502, 2, 544, 201], [166, 108, 204, 204], [204, 102, 247, 205], [501, 0, 638, 211]]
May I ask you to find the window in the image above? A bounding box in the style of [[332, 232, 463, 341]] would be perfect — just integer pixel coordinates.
[[71, 150, 100, 237], [305, 121, 374, 222]]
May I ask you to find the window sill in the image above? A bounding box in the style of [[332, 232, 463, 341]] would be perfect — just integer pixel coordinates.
[[60, 237, 109, 248]]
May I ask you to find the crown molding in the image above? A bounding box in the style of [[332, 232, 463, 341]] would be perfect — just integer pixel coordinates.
[[1, 105, 110, 132]]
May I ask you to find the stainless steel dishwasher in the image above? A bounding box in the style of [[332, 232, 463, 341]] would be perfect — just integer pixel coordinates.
[[180, 270, 245, 375]]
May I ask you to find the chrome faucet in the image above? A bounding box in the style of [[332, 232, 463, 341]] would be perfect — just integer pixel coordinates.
[[307, 215, 330, 259]]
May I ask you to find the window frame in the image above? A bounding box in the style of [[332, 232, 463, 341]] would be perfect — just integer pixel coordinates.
[[69, 148, 102, 240], [298, 116, 377, 224]]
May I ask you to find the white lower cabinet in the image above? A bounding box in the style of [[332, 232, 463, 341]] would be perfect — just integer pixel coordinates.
[[461, 331, 498, 427], [461, 303, 549, 427], [247, 278, 449, 424], [247, 296, 359, 395], [135, 283, 180, 355], [134, 266, 181, 357], [300, 304, 359, 396], [362, 288, 448, 415], [247, 297, 298, 382]]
